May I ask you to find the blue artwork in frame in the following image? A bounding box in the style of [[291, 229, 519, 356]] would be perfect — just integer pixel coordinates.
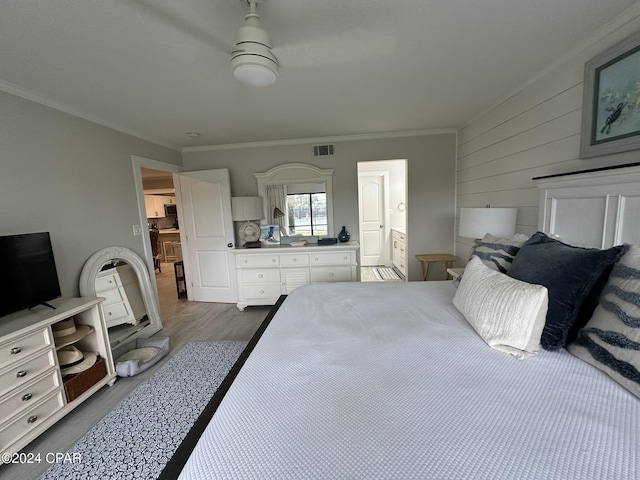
[[581, 30, 640, 158]]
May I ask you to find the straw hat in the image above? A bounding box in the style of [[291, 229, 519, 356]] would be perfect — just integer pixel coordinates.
[[57, 345, 85, 368], [60, 350, 98, 376], [52, 317, 93, 348]]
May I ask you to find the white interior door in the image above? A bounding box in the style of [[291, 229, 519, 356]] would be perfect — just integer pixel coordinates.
[[174, 169, 238, 303], [358, 173, 388, 266]]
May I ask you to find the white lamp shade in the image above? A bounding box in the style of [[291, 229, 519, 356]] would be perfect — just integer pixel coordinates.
[[231, 197, 264, 221], [459, 207, 517, 239]]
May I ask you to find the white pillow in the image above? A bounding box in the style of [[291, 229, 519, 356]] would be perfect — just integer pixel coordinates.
[[453, 256, 548, 359]]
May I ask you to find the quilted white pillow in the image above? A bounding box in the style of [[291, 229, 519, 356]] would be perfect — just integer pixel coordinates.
[[453, 256, 548, 359]]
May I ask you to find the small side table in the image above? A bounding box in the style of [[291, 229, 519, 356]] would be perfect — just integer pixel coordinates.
[[416, 254, 459, 281]]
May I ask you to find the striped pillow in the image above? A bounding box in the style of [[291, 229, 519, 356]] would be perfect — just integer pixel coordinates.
[[472, 233, 529, 273], [569, 245, 640, 399]]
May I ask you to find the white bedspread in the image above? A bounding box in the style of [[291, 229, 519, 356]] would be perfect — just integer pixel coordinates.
[[179, 282, 639, 479]]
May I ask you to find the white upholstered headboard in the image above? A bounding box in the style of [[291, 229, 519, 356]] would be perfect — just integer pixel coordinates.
[[536, 163, 640, 249]]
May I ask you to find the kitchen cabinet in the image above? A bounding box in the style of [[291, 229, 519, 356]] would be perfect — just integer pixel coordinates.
[[144, 195, 174, 218]]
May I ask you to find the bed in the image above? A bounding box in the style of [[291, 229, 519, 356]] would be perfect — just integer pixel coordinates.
[[166, 164, 640, 479]]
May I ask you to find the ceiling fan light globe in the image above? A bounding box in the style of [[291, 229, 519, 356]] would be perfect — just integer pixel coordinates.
[[231, 55, 278, 87]]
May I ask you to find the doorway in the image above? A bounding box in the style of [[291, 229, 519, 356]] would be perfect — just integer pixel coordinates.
[[132, 156, 184, 323], [357, 159, 407, 280]]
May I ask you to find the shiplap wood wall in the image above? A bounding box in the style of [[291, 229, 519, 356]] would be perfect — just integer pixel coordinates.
[[455, 5, 640, 263]]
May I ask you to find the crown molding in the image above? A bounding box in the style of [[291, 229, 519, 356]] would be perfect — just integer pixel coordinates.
[[0, 79, 179, 152], [181, 128, 457, 153]]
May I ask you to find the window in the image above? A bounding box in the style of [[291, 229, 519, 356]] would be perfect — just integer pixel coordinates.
[[287, 192, 327, 236]]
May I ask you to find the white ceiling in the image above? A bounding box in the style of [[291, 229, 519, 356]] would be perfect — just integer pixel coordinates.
[[1, 0, 638, 150]]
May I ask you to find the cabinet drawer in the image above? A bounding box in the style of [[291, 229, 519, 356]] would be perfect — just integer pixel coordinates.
[[310, 266, 353, 283], [236, 254, 279, 268], [0, 390, 65, 452], [0, 369, 60, 424], [103, 302, 132, 323], [280, 253, 309, 267], [95, 272, 121, 291], [240, 284, 282, 301], [99, 286, 126, 306], [392, 230, 406, 242], [0, 349, 56, 397], [310, 252, 353, 266], [0, 328, 51, 369], [239, 269, 281, 284]]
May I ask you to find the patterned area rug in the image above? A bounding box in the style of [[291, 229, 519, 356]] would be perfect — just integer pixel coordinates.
[[39, 341, 247, 480], [374, 266, 403, 281]]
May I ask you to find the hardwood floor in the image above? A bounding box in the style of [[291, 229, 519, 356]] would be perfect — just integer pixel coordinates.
[[1, 263, 270, 480]]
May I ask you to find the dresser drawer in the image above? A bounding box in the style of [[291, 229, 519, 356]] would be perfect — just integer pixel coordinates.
[[0, 369, 60, 424], [103, 302, 132, 323], [310, 266, 353, 283], [0, 349, 56, 397], [240, 284, 282, 301], [280, 253, 309, 267], [392, 230, 406, 243], [99, 285, 127, 306], [0, 328, 51, 369], [236, 254, 279, 268], [95, 272, 121, 291], [310, 252, 353, 266], [0, 390, 65, 452], [239, 269, 281, 284]]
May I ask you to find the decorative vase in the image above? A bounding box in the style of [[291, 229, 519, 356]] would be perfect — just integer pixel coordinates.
[[338, 226, 350, 242]]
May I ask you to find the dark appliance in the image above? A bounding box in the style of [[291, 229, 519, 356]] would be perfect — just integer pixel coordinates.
[[164, 204, 177, 216], [0, 232, 62, 317]]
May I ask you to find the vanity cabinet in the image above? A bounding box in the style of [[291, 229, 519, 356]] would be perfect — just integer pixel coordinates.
[[392, 229, 407, 279], [0, 297, 116, 460], [232, 242, 359, 310]]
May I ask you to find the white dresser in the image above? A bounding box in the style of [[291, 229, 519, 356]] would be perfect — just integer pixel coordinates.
[[95, 264, 146, 329], [231, 242, 359, 310], [0, 297, 116, 460]]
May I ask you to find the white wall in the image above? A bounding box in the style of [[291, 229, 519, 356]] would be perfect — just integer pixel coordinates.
[[455, 6, 640, 262], [0, 91, 181, 296], [182, 133, 456, 281]]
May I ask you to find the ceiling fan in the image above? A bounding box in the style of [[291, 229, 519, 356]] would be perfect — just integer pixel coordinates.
[[230, 0, 279, 87]]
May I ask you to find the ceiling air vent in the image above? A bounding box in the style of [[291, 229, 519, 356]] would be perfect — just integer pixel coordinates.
[[313, 144, 335, 157]]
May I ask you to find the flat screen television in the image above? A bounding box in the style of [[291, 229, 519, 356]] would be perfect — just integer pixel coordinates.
[[0, 232, 62, 317]]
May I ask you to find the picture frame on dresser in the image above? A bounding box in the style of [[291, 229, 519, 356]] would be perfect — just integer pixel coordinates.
[[580, 29, 640, 158]]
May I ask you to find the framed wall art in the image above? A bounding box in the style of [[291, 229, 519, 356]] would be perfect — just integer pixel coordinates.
[[581, 29, 640, 158]]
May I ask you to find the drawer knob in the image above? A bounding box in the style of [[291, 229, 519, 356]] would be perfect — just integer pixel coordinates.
[[258, 274, 263, 279], [259, 289, 264, 294], [272, 259, 276, 263], [293, 258, 297, 262], [27, 415, 38, 424], [22, 393, 33, 402], [10, 347, 22, 355], [16, 370, 27, 378], [329, 272, 334, 277], [108, 312, 112, 316], [243, 260, 248, 263]]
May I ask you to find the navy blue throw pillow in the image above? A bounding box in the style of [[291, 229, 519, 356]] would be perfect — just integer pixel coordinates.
[[506, 232, 628, 350]]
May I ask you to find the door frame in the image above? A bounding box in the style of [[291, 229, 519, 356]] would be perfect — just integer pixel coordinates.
[[131, 155, 183, 307]]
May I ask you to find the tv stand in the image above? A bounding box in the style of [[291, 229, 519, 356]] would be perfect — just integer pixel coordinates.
[[0, 297, 116, 461]]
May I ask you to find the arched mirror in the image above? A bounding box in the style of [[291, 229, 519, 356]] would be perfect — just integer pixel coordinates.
[[79, 246, 162, 349]]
